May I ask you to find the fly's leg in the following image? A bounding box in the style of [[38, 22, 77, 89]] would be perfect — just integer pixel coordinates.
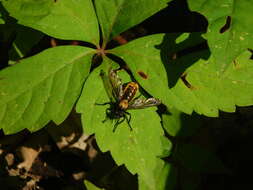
[[124, 111, 132, 131], [95, 102, 111, 106], [101, 108, 110, 123], [113, 117, 125, 132]]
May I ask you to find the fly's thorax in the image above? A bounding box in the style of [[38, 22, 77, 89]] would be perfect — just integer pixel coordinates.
[[121, 82, 139, 102], [119, 99, 129, 110]]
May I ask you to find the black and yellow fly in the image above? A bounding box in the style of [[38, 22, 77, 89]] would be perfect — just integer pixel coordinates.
[[99, 67, 161, 131]]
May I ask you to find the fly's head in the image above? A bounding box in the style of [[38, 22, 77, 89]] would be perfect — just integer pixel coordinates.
[[105, 101, 125, 119]]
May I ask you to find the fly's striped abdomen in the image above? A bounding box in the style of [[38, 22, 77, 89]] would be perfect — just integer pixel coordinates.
[[121, 82, 139, 102], [119, 82, 139, 110]]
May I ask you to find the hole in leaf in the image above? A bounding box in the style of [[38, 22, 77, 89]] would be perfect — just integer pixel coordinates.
[[137, 71, 148, 79], [219, 16, 231, 33]]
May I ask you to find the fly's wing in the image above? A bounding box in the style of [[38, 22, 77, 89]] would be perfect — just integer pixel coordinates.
[[100, 69, 116, 102], [108, 68, 123, 101], [128, 98, 161, 109]]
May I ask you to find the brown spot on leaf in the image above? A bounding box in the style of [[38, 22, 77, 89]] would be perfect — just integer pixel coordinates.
[[137, 71, 148, 79], [233, 60, 238, 66], [220, 16, 231, 33], [233, 60, 241, 69], [181, 73, 195, 90]]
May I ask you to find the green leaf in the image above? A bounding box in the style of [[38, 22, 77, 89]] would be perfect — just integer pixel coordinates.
[[111, 34, 178, 109], [76, 58, 171, 190], [162, 108, 201, 137], [170, 50, 253, 116], [139, 160, 177, 190], [94, 0, 169, 42], [76, 63, 106, 128], [2, 0, 99, 44], [188, 0, 253, 72], [159, 135, 173, 157], [0, 45, 95, 134]]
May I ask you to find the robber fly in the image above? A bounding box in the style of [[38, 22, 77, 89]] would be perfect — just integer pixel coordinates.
[[99, 67, 161, 131]]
